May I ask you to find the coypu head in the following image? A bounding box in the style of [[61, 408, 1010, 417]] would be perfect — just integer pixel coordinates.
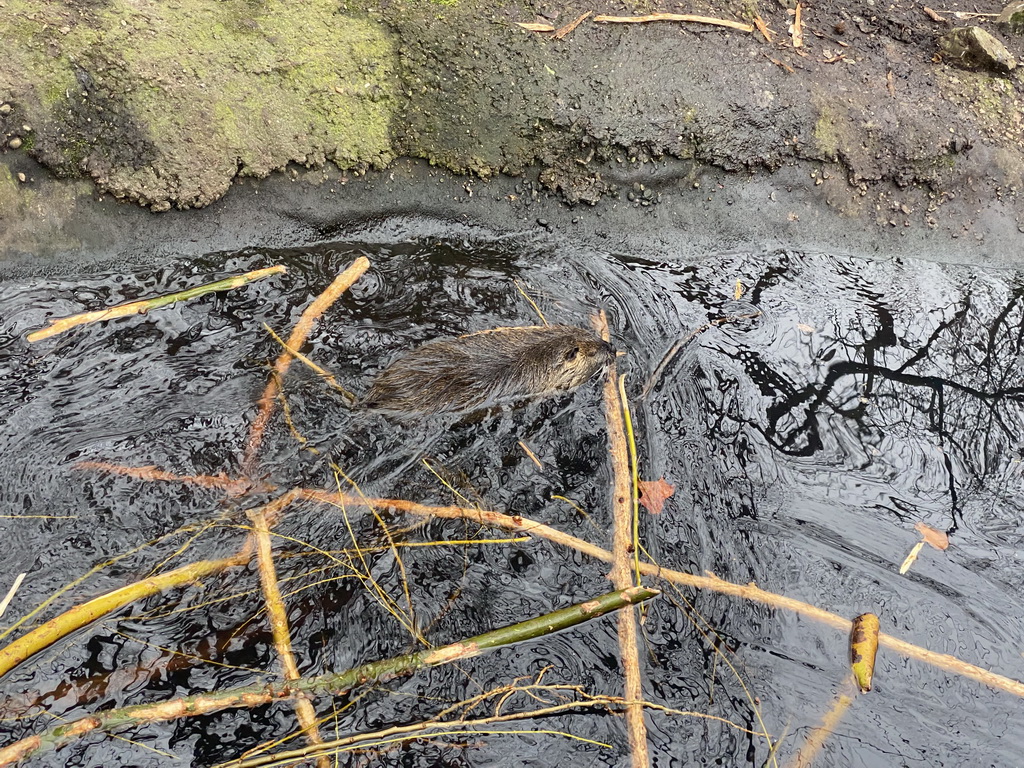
[[361, 325, 615, 416]]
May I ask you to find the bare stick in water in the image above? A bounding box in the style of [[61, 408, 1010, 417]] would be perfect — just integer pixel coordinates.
[[242, 257, 370, 472], [26, 266, 286, 343], [593, 310, 649, 768], [249, 508, 329, 767]]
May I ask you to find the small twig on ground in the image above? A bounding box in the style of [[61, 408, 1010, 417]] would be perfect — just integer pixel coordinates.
[[26, 266, 286, 343], [554, 11, 592, 39], [593, 13, 754, 32], [753, 14, 773, 42], [789, 3, 803, 47]]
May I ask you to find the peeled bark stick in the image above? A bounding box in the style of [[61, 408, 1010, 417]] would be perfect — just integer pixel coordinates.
[[249, 509, 328, 767], [0, 586, 659, 766], [594, 310, 650, 768], [593, 13, 754, 32], [0, 553, 250, 680], [26, 266, 286, 343], [70, 464, 1024, 701], [296, 491, 1024, 700], [242, 256, 370, 473]]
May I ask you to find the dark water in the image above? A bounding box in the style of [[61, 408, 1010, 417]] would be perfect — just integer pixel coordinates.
[[1, 233, 1023, 767]]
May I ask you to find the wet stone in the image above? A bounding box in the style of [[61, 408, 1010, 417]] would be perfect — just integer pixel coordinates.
[[938, 26, 1017, 73], [8, 137, 22, 149], [997, 1, 1024, 35]]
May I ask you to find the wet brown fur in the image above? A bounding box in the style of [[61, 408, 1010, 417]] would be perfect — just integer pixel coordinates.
[[361, 325, 614, 415]]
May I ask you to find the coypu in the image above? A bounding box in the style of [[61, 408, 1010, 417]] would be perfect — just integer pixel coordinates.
[[361, 325, 614, 415]]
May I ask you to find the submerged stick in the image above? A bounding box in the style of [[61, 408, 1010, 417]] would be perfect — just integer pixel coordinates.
[[242, 257, 369, 473], [593, 13, 754, 32], [0, 586, 659, 765], [26, 266, 286, 343], [594, 310, 649, 768], [249, 509, 328, 766], [641, 312, 762, 399]]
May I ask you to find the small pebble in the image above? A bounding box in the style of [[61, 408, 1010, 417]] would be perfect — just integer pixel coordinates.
[[0, 103, 11, 115], [8, 137, 22, 149], [16, 172, 26, 182]]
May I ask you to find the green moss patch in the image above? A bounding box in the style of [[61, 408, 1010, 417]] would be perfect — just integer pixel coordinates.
[[1, 0, 397, 209]]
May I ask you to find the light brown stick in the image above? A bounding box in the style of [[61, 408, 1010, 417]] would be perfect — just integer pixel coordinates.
[[249, 509, 328, 767], [26, 266, 286, 343], [241, 257, 370, 473], [594, 311, 649, 767]]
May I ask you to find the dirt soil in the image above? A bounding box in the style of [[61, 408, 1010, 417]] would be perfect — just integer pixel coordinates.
[[0, 0, 1021, 263]]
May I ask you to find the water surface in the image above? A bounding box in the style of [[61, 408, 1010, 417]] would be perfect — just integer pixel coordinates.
[[1, 233, 1022, 766]]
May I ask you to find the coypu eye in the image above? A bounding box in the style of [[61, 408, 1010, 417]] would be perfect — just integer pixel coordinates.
[[564, 346, 580, 362]]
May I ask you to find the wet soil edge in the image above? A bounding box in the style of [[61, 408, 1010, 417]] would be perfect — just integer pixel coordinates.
[[0, 0, 1022, 268]]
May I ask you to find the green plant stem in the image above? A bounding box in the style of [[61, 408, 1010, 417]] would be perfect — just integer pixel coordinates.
[[0, 586, 658, 766]]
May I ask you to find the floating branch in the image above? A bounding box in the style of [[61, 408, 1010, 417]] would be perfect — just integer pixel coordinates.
[[26, 265, 286, 343], [62, 464, 1024, 702], [242, 257, 370, 473], [249, 508, 328, 763], [594, 310, 648, 768], [0, 586, 659, 765], [593, 13, 755, 32], [0, 553, 250, 680]]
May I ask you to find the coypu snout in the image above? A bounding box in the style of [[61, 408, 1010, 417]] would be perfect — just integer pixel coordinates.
[[361, 325, 615, 415]]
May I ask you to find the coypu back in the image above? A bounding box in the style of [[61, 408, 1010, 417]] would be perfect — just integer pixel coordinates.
[[361, 325, 614, 415]]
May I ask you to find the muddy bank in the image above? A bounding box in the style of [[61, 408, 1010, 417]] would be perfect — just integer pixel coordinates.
[[0, 0, 1022, 259]]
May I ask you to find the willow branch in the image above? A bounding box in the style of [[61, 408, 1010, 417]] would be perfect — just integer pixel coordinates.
[[242, 256, 370, 472], [0, 587, 658, 765], [0, 553, 250, 680], [594, 310, 649, 768], [27, 266, 286, 343], [249, 509, 328, 766]]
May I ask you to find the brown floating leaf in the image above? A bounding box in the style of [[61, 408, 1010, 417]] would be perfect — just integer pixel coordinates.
[[797, 323, 815, 333], [638, 478, 675, 515], [851, 613, 880, 692], [734, 280, 745, 300], [515, 21, 556, 32], [915, 521, 950, 550]]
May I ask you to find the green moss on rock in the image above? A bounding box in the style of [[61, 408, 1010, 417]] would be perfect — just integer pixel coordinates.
[[1, 0, 397, 209]]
